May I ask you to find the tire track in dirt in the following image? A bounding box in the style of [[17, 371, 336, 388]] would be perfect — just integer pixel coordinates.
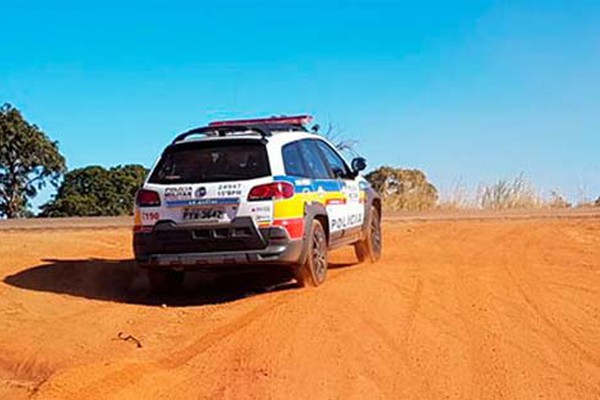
[[450, 227, 515, 400], [61, 267, 373, 399], [402, 278, 424, 343], [502, 260, 600, 368], [496, 223, 600, 376], [36, 290, 303, 399], [491, 223, 600, 398]]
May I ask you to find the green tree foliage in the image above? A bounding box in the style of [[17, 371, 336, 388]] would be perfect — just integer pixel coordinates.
[[365, 166, 438, 211], [40, 165, 148, 217], [0, 103, 66, 218]]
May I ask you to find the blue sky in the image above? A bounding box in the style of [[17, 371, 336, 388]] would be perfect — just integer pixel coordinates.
[[2, 0, 600, 205]]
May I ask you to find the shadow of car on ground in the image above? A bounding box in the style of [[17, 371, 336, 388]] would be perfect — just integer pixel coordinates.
[[3, 258, 355, 307]]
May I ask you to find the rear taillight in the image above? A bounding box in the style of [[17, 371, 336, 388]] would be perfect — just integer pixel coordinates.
[[248, 182, 294, 201], [136, 189, 161, 207]]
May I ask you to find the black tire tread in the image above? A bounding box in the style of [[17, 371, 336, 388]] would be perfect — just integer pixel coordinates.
[[293, 220, 327, 287], [354, 205, 382, 263]]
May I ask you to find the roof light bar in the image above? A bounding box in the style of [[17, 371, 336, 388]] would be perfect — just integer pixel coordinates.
[[209, 115, 313, 127]]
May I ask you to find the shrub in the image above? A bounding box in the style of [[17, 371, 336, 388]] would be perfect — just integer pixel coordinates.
[[476, 174, 540, 210], [365, 166, 438, 211]]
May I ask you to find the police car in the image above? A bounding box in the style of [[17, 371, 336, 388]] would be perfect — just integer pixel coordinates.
[[133, 115, 382, 291]]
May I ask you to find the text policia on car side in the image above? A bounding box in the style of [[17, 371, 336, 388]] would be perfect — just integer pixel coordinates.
[[133, 115, 382, 291]]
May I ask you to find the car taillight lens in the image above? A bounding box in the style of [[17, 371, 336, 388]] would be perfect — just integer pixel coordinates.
[[136, 189, 161, 207], [248, 182, 294, 201]]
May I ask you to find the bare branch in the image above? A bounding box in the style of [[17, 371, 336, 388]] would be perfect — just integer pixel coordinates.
[[316, 122, 358, 155]]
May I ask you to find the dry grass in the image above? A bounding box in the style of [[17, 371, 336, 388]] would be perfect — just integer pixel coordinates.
[[477, 174, 541, 210], [437, 174, 578, 211], [374, 169, 591, 212], [437, 179, 475, 210]]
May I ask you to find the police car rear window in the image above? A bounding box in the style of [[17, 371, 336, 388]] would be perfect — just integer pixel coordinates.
[[149, 141, 270, 184]]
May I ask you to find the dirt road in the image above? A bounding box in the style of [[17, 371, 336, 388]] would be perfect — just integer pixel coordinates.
[[0, 217, 599, 399]]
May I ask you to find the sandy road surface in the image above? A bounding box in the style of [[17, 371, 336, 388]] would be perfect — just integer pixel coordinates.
[[0, 217, 599, 399], [1, 208, 599, 230]]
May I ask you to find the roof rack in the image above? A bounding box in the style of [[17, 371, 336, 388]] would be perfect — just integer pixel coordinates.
[[171, 125, 270, 144], [171, 115, 313, 144]]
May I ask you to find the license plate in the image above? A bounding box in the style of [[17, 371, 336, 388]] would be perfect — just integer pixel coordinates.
[[182, 208, 225, 222]]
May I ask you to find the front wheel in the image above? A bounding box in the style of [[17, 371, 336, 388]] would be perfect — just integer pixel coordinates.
[[293, 220, 328, 287], [354, 206, 382, 263]]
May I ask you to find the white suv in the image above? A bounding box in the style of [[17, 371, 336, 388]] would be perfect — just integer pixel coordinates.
[[133, 115, 381, 291]]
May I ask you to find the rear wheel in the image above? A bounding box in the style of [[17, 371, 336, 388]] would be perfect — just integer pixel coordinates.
[[355, 206, 382, 263], [147, 269, 184, 293], [293, 220, 328, 287]]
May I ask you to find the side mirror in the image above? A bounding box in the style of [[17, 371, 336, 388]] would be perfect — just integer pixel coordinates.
[[351, 157, 367, 174]]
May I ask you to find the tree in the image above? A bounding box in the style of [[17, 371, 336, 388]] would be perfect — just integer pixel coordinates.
[[0, 103, 66, 218], [365, 166, 438, 211], [40, 164, 148, 217]]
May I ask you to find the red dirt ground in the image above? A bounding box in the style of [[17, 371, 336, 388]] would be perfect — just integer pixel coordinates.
[[0, 217, 599, 399]]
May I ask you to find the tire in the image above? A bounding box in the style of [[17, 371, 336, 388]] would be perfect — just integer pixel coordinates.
[[293, 219, 328, 287], [147, 269, 184, 293], [354, 206, 382, 263]]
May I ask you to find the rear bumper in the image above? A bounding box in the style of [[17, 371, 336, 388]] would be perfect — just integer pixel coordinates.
[[138, 242, 303, 271], [134, 217, 304, 270]]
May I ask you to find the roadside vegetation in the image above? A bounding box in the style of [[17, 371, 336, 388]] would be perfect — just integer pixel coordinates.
[[1, 102, 598, 217], [477, 174, 541, 210], [0, 103, 65, 218], [365, 167, 438, 211], [40, 165, 147, 217], [1, 103, 146, 218], [437, 176, 587, 211]]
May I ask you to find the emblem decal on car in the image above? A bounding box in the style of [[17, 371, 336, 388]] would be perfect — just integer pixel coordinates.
[[165, 186, 192, 199], [195, 187, 207, 198]]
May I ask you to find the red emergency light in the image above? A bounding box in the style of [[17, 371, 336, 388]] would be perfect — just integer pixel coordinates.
[[209, 115, 313, 127]]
